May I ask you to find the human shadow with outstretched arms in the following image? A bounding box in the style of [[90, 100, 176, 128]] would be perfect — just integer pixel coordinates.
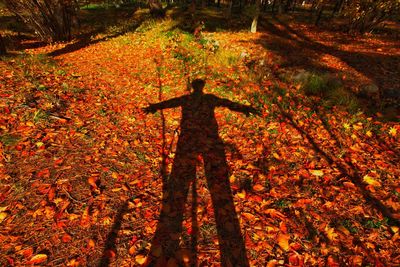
[[143, 79, 259, 266]]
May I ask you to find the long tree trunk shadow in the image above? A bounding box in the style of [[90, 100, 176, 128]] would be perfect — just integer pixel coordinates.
[[268, 87, 400, 227], [143, 79, 259, 266], [98, 201, 129, 267]]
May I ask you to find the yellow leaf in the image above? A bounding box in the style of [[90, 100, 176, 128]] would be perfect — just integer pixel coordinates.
[[67, 259, 80, 267], [0, 212, 8, 223], [343, 123, 350, 130], [325, 226, 338, 241], [310, 170, 324, 177], [366, 130, 372, 137], [35, 141, 44, 148], [103, 216, 112, 225], [68, 214, 80, 221], [237, 191, 246, 199], [273, 153, 280, 160], [389, 127, 397, 137], [112, 172, 119, 179], [277, 233, 290, 251], [135, 254, 147, 265], [29, 254, 48, 264], [363, 175, 381, 187]]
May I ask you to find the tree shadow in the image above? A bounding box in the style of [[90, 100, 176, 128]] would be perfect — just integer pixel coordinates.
[[167, 6, 252, 33], [143, 79, 259, 266], [255, 17, 400, 118], [98, 201, 129, 267], [265, 87, 400, 227], [48, 6, 146, 57], [1, 4, 146, 57]]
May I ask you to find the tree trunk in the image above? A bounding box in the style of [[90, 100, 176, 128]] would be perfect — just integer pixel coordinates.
[[225, 0, 233, 19], [0, 34, 6, 55], [4, 0, 77, 42], [271, 0, 277, 14], [251, 0, 261, 33], [332, 0, 344, 16], [149, 0, 165, 17], [315, 3, 325, 26]]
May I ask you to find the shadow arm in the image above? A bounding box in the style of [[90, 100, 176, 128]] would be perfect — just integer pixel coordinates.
[[143, 96, 184, 113], [216, 97, 261, 116]]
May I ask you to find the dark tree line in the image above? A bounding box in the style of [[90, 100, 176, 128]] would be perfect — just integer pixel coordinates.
[[3, 0, 79, 42], [1, 0, 399, 48]]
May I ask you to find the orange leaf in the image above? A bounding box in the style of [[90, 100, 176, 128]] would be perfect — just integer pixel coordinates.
[[28, 254, 48, 264], [128, 245, 136, 255], [21, 247, 33, 258], [242, 212, 256, 221], [277, 233, 290, 251], [253, 184, 264, 192], [87, 239, 95, 250], [105, 249, 116, 258], [62, 234, 72, 243], [135, 254, 147, 265], [48, 186, 56, 201], [88, 177, 97, 188]]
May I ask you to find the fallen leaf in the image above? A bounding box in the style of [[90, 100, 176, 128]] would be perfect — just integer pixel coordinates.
[[28, 254, 47, 264], [310, 170, 324, 177], [277, 233, 290, 251], [0, 211, 8, 223], [253, 184, 264, 191], [242, 212, 257, 221], [363, 175, 381, 187], [325, 226, 338, 241], [128, 246, 136, 255], [135, 254, 147, 265], [88, 176, 97, 188], [389, 127, 397, 137]]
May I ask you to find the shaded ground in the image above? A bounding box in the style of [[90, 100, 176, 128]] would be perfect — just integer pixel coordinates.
[[1, 7, 400, 267], [255, 15, 400, 120]]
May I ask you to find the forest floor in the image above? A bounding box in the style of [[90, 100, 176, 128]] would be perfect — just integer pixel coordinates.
[[1, 6, 400, 267]]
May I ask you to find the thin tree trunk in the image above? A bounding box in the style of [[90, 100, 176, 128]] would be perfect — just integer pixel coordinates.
[[271, 0, 277, 14], [225, 0, 233, 18], [331, 0, 344, 17], [251, 0, 261, 33], [315, 3, 325, 26], [0, 34, 6, 55]]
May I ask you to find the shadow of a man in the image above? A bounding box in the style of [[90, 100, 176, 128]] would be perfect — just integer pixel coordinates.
[[143, 79, 259, 266]]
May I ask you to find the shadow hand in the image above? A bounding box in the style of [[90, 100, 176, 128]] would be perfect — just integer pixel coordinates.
[[142, 105, 157, 114], [245, 106, 261, 117]]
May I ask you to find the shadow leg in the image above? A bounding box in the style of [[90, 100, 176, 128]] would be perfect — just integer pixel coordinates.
[[148, 144, 196, 265], [203, 141, 249, 267]]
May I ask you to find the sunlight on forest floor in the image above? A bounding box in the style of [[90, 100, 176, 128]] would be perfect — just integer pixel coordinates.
[[1, 6, 399, 266]]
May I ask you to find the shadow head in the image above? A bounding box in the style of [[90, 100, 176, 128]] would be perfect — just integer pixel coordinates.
[[191, 79, 205, 93]]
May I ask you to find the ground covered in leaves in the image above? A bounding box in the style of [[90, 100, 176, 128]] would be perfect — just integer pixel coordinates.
[[1, 9, 400, 267]]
